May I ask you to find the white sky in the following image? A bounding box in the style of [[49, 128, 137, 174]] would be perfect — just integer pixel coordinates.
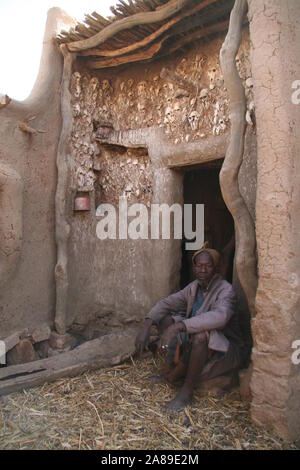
[[0, 0, 117, 100]]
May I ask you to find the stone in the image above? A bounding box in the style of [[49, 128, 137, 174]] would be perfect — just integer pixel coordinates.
[[6, 339, 38, 366], [31, 325, 51, 343], [49, 332, 73, 350], [1, 332, 21, 353], [35, 340, 50, 359]]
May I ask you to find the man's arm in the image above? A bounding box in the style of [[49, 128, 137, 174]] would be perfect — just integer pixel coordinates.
[[135, 285, 189, 355], [145, 285, 189, 325], [135, 318, 153, 355]]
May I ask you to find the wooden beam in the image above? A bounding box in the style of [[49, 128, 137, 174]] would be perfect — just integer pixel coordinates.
[[54, 45, 76, 335], [80, 0, 217, 58], [87, 20, 229, 69], [87, 41, 162, 68], [162, 131, 230, 169], [0, 333, 135, 395], [67, 0, 192, 52]]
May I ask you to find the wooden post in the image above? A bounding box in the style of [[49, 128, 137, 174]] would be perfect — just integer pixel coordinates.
[[54, 45, 76, 334], [219, 0, 257, 317]]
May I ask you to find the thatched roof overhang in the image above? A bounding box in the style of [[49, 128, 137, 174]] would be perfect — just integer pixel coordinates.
[[57, 0, 238, 70]]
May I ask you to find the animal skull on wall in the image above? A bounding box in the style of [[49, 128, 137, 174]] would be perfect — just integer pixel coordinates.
[[137, 81, 147, 97], [89, 77, 99, 93], [72, 103, 81, 117], [188, 110, 201, 131], [72, 72, 81, 98], [164, 106, 175, 125]]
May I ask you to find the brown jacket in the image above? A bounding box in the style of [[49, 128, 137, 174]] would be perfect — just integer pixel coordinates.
[[146, 274, 243, 353]]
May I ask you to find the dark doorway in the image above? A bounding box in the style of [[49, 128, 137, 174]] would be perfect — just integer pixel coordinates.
[[180, 160, 235, 288]]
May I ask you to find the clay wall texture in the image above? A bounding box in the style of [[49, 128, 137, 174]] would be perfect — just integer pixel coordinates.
[[0, 9, 75, 338], [248, 0, 300, 441]]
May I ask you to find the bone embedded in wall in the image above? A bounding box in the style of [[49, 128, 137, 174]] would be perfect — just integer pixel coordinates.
[[71, 72, 81, 98], [69, 35, 251, 151], [188, 110, 201, 131]]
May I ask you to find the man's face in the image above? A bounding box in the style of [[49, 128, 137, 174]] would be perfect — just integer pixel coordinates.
[[193, 251, 215, 286]]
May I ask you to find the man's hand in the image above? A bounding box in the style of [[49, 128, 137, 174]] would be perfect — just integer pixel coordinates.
[[135, 318, 153, 356], [159, 322, 185, 350]]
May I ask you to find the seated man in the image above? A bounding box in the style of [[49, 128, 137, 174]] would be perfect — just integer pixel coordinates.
[[135, 243, 243, 412]]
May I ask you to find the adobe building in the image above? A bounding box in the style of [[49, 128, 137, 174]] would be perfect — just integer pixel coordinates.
[[0, 0, 299, 441]]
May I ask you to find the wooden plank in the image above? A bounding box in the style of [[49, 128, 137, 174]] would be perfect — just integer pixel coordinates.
[[0, 333, 136, 395]]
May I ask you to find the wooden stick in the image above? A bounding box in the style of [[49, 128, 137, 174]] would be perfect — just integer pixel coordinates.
[[219, 0, 257, 317], [18, 122, 46, 135]]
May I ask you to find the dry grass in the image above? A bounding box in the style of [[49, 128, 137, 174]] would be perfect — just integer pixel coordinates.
[[0, 355, 298, 450]]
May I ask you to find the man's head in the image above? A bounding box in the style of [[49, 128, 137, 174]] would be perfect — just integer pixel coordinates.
[[192, 243, 220, 287], [193, 251, 216, 287]]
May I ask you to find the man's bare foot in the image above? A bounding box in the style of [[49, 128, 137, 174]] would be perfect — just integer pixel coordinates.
[[164, 388, 193, 412]]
